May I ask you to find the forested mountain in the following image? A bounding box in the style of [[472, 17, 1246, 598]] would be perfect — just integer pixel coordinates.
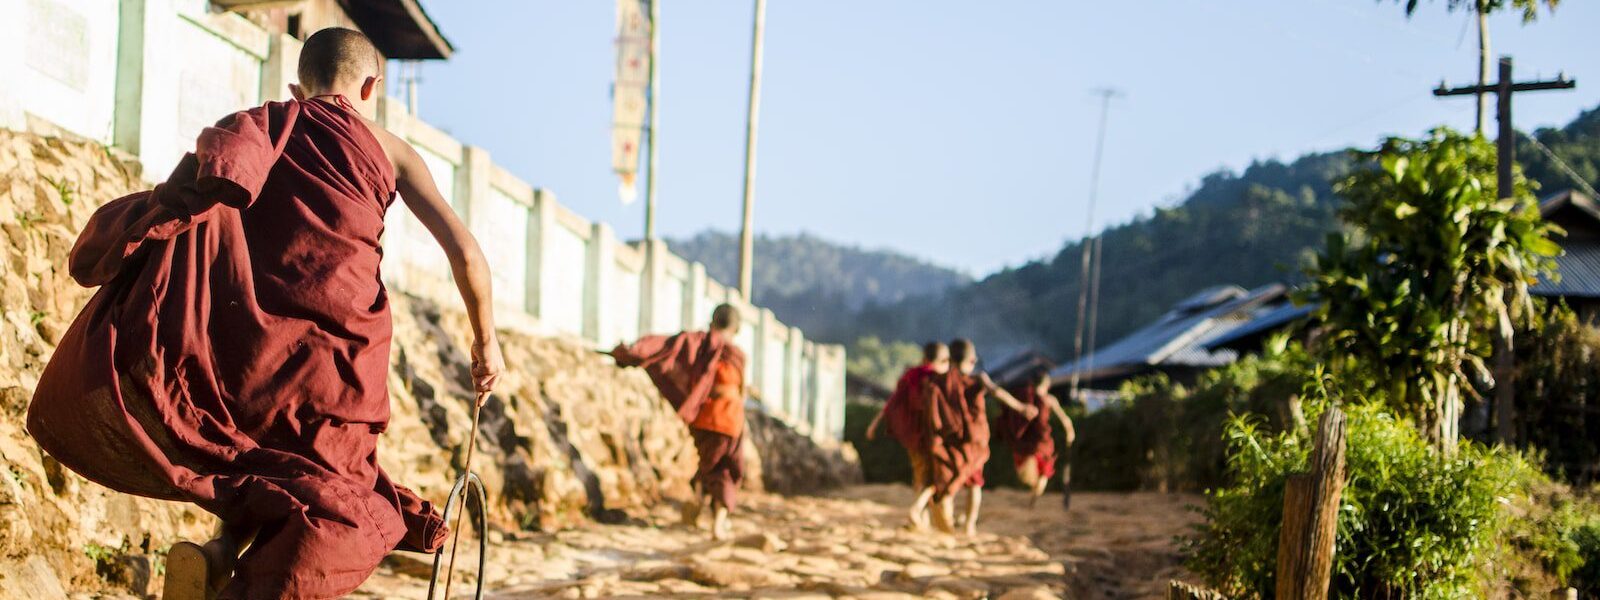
[[671, 104, 1600, 361], [851, 151, 1352, 359], [849, 105, 1600, 360], [666, 231, 970, 342]]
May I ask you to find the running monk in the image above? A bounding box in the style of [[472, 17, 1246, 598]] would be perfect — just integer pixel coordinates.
[[608, 304, 748, 541], [921, 339, 1036, 536], [864, 341, 949, 529], [998, 368, 1075, 506], [27, 28, 505, 599]]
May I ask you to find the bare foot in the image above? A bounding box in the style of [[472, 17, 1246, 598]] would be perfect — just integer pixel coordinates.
[[162, 539, 232, 600], [929, 501, 956, 534], [680, 499, 703, 529], [710, 506, 732, 541]]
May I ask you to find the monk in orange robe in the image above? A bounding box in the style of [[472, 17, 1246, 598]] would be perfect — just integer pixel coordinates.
[[865, 341, 948, 528], [921, 339, 1036, 535], [26, 29, 504, 599], [608, 304, 747, 540], [998, 369, 1075, 507]]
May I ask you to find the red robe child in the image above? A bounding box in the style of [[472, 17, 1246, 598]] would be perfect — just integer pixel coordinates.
[[882, 364, 937, 486], [27, 98, 445, 599], [999, 383, 1058, 481], [923, 369, 990, 499], [610, 330, 748, 509]]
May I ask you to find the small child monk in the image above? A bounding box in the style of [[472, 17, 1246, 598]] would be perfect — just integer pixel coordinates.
[[998, 368, 1075, 507], [865, 341, 949, 528], [27, 28, 504, 599], [921, 338, 1037, 536], [608, 304, 748, 541]]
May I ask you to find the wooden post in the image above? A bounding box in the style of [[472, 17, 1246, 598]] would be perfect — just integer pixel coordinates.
[[1275, 405, 1347, 600]]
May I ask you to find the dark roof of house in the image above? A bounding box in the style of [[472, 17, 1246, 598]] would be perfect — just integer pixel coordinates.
[[1050, 283, 1289, 385], [214, 0, 454, 59], [985, 349, 1057, 389], [342, 0, 454, 59], [1535, 190, 1600, 299], [1203, 301, 1316, 352]]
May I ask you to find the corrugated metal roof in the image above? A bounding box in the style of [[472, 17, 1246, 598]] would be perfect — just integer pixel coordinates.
[[1535, 241, 1600, 298], [1203, 301, 1316, 351], [1051, 283, 1287, 384]]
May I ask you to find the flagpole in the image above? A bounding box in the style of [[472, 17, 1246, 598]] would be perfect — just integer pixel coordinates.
[[737, 0, 766, 300], [643, 0, 660, 241]]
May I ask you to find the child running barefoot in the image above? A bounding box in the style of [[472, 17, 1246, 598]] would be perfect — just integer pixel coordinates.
[[921, 339, 1038, 536], [1000, 369, 1076, 507]]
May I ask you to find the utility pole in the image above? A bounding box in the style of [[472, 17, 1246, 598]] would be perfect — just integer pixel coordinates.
[[736, 0, 767, 300], [643, 0, 661, 240], [1067, 88, 1120, 404], [403, 60, 421, 116], [1434, 55, 1574, 444]]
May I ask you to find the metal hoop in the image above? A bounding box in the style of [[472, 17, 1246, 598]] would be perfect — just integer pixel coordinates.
[[426, 471, 488, 600]]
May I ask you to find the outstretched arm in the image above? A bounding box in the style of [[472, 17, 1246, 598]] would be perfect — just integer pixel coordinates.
[[1046, 394, 1076, 445], [393, 142, 504, 399], [865, 405, 888, 441], [979, 373, 1039, 418]]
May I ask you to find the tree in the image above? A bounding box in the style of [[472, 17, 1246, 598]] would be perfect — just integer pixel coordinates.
[[1382, 0, 1560, 134], [1304, 129, 1559, 452]]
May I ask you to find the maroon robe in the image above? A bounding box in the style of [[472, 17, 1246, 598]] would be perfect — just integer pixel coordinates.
[[923, 370, 989, 498], [612, 331, 748, 507], [882, 364, 934, 450], [998, 385, 1057, 480], [27, 98, 445, 599]]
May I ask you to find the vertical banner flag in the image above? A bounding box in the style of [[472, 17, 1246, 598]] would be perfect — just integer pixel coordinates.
[[613, 0, 652, 204]]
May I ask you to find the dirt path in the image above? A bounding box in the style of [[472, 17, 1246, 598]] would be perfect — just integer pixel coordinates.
[[357, 485, 1200, 599]]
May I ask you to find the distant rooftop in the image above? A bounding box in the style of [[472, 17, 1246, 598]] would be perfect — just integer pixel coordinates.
[[1051, 283, 1293, 388]]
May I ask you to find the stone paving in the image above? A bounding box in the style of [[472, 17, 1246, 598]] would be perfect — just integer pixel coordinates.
[[357, 484, 1201, 599]]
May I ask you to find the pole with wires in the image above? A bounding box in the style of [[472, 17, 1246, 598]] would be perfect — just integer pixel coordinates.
[[1067, 88, 1120, 405]]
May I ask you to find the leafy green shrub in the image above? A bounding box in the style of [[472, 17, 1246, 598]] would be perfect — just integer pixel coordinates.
[[842, 400, 914, 484], [1514, 303, 1600, 484], [1187, 397, 1543, 598], [1069, 338, 1318, 492], [1573, 519, 1600, 594]]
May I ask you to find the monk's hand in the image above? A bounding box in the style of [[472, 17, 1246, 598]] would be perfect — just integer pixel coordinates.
[[865, 423, 879, 441], [1022, 405, 1040, 420], [471, 337, 505, 400]]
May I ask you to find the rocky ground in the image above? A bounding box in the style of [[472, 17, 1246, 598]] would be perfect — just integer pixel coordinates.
[[357, 485, 1201, 599]]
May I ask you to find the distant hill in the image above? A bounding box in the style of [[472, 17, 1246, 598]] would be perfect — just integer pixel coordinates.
[[665, 231, 971, 342], [847, 104, 1600, 361], [671, 105, 1600, 362]]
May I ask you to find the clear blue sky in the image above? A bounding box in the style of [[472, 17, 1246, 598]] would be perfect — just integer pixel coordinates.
[[404, 0, 1600, 276]]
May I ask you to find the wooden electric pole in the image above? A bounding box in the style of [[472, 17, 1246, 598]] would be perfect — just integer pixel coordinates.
[[737, 0, 767, 300], [1067, 88, 1120, 404], [643, 0, 661, 240], [1434, 56, 1575, 200], [1433, 56, 1574, 444]]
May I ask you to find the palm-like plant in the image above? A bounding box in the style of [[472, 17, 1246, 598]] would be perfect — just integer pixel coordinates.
[[1383, 0, 1560, 134], [1304, 129, 1559, 452]]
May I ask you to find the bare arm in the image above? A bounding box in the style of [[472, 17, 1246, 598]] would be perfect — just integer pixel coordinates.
[[865, 405, 888, 440], [1046, 394, 1075, 445], [392, 141, 503, 398], [979, 372, 1038, 418]]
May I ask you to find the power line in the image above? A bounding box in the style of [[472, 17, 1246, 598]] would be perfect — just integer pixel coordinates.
[[1527, 135, 1599, 199], [1067, 88, 1120, 403]]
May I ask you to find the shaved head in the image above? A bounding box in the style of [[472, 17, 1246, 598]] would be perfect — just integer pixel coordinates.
[[711, 304, 741, 334], [298, 28, 381, 94]]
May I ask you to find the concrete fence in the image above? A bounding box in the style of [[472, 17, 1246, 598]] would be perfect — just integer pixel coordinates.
[[0, 0, 848, 440]]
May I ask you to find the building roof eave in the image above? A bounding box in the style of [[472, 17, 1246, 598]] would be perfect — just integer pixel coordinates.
[[341, 0, 455, 60]]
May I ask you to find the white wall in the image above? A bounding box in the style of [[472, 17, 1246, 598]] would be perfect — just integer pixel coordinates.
[[0, 0, 120, 141], [0, 0, 850, 440]]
